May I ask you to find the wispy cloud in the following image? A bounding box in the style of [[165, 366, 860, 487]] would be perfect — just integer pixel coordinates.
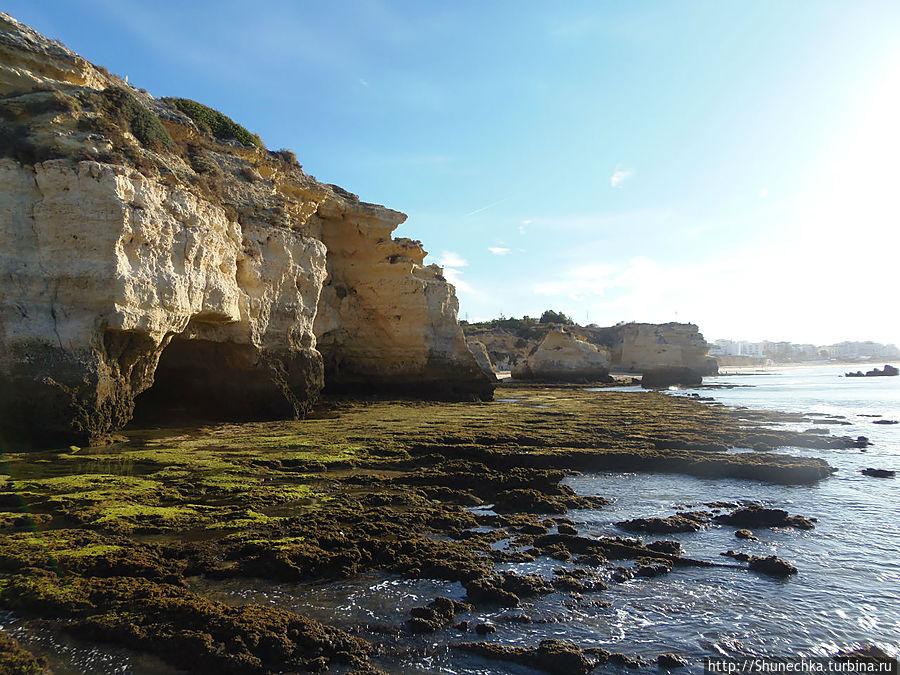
[[519, 219, 531, 235], [488, 247, 510, 256], [443, 267, 473, 293], [464, 195, 513, 218], [434, 250, 468, 267], [533, 263, 617, 297], [610, 166, 636, 188], [759, 188, 769, 199]]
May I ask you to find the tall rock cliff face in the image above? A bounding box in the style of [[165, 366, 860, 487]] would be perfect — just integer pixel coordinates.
[[0, 14, 491, 447], [312, 199, 490, 398]]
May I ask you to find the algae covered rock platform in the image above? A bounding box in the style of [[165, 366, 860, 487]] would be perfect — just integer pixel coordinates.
[[0, 383, 842, 673]]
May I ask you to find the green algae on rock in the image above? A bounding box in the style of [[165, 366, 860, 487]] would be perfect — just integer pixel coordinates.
[[0, 383, 840, 672]]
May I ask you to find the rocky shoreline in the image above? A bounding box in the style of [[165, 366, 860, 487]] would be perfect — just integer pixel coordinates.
[[0, 383, 865, 674]]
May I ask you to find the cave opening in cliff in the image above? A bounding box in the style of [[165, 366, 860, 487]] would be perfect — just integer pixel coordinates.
[[130, 335, 295, 426]]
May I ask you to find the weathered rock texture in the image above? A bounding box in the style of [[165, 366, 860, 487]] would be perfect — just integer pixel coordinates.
[[466, 321, 717, 378], [588, 322, 718, 375], [0, 13, 491, 447], [466, 339, 497, 378], [312, 202, 490, 398], [512, 330, 611, 382]]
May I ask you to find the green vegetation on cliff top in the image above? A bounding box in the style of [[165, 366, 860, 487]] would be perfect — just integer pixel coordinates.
[[163, 97, 264, 148]]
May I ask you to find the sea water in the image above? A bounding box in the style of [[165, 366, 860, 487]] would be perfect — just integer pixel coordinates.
[[198, 365, 900, 674], [5, 365, 899, 673]]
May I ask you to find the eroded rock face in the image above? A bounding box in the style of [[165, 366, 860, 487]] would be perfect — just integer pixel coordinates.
[[312, 199, 493, 400], [466, 339, 497, 379], [0, 13, 491, 446], [465, 321, 718, 376], [0, 159, 327, 445], [593, 322, 718, 375], [511, 330, 611, 382]]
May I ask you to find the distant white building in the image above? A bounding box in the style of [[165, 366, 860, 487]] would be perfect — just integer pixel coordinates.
[[710, 340, 764, 357]]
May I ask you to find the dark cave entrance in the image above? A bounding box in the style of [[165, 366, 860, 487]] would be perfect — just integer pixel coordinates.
[[130, 336, 295, 426]]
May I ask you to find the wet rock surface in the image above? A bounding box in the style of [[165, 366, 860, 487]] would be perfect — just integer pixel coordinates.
[[0, 382, 839, 672], [861, 468, 896, 478], [748, 555, 798, 577], [407, 597, 473, 633], [641, 366, 704, 388], [714, 505, 815, 529], [658, 652, 689, 668], [459, 638, 647, 675], [0, 630, 50, 675], [616, 512, 708, 533]]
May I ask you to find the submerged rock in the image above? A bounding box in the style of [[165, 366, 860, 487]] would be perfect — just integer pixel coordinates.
[[641, 366, 704, 388], [845, 365, 898, 377], [748, 555, 798, 577], [616, 512, 708, 533], [463, 572, 553, 606], [646, 540, 683, 555], [861, 468, 896, 478], [832, 645, 895, 662], [714, 505, 815, 529], [658, 653, 689, 668], [635, 557, 674, 577], [721, 550, 751, 562], [474, 622, 496, 635], [407, 596, 472, 633], [459, 638, 605, 675]]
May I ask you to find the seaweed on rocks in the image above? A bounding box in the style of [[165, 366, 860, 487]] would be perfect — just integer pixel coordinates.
[[748, 555, 798, 577], [0, 382, 840, 669], [459, 639, 600, 675], [463, 572, 554, 606], [616, 511, 709, 533], [714, 505, 815, 529], [0, 631, 50, 675], [406, 597, 472, 633]]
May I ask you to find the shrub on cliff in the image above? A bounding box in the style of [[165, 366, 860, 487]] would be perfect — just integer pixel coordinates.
[[163, 97, 263, 149], [92, 87, 175, 152], [540, 310, 573, 325]]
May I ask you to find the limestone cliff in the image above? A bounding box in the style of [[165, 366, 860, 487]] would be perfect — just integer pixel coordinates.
[[465, 321, 717, 377], [466, 338, 497, 379], [511, 330, 611, 382], [586, 322, 718, 376], [0, 14, 491, 447]]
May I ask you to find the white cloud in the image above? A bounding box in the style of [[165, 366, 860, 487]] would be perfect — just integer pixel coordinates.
[[359, 78, 369, 87], [488, 247, 510, 255], [533, 263, 617, 298], [759, 188, 768, 199], [518, 220, 530, 235], [610, 166, 636, 188], [443, 267, 473, 293], [434, 251, 468, 267]]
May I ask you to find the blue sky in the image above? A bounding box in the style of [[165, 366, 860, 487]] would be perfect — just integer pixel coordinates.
[[8, 1, 900, 344]]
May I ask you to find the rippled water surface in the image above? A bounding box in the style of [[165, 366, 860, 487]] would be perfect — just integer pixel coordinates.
[[6, 365, 900, 673], [199, 366, 900, 673]]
